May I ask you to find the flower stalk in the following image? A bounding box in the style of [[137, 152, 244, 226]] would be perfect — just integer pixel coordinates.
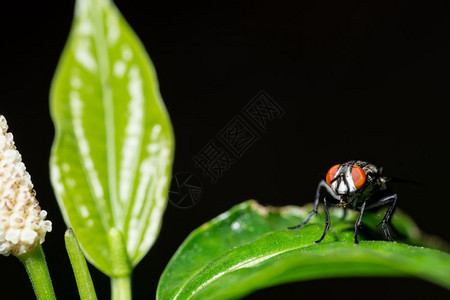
[[18, 245, 56, 300]]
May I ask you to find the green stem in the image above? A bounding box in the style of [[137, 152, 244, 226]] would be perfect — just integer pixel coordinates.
[[65, 229, 98, 300], [18, 244, 56, 300], [111, 276, 132, 300], [108, 228, 132, 299]]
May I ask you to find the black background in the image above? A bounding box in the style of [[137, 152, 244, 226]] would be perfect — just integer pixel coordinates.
[[1, 0, 450, 299]]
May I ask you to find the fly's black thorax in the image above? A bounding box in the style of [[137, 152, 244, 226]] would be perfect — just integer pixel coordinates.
[[347, 183, 375, 209]]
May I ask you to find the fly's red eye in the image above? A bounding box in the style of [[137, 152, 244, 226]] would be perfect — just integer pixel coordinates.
[[326, 164, 341, 186], [352, 166, 367, 189]]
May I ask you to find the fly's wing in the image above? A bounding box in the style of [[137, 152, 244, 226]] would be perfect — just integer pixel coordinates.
[[383, 176, 424, 187]]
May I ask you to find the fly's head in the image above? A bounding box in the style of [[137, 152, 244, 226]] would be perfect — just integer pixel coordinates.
[[326, 161, 369, 207]]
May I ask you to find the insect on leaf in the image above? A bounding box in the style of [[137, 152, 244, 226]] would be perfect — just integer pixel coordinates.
[[50, 0, 174, 276], [157, 200, 450, 299]]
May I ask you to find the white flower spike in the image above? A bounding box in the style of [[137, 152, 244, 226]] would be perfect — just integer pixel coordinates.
[[0, 115, 52, 256]]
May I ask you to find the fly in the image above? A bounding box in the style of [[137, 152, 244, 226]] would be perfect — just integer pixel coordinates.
[[288, 160, 397, 244]]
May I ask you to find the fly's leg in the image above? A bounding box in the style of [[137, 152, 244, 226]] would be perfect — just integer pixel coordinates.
[[288, 180, 338, 230], [287, 195, 319, 229], [380, 195, 397, 241], [366, 194, 398, 242], [354, 201, 367, 244], [314, 197, 330, 243]]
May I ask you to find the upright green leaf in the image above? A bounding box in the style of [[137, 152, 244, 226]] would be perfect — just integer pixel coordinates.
[[157, 201, 450, 299], [50, 0, 174, 276], [64, 229, 98, 300]]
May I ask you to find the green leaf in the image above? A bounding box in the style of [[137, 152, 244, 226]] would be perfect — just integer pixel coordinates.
[[64, 229, 98, 300], [50, 0, 174, 276], [157, 201, 450, 300]]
